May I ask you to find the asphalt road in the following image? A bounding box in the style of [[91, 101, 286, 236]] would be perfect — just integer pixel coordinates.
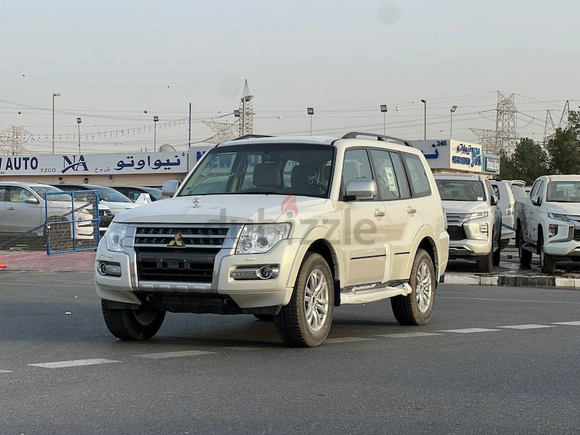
[[1, 271, 580, 435]]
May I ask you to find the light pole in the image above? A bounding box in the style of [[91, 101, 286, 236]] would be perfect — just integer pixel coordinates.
[[76, 117, 82, 155], [450, 105, 457, 139], [420, 99, 427, 140], [307, 107, 314, 135], [380, 104, 388, 135], [51, 93, 61, 154], [153, 116, 159, 152]]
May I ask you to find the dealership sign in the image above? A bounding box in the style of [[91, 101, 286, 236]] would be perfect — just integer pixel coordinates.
[[411, 139, 483, 173]]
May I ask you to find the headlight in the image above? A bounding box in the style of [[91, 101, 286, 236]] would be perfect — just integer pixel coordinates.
[[105, 223, 128, 252], [236, 223, 291, 254], [466, 211, 488, 221], [548, 212, 572, 222]]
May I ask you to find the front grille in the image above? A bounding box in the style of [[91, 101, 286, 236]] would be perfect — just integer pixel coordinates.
[[447, 225, 467, 241], [574, 229, 580, 241], [134, 225, 230, 283], [446, 213, 470, 225], [135, 226, 228, 248]]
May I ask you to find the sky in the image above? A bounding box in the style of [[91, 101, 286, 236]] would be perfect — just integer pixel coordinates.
[[1, 0, 579, 155]]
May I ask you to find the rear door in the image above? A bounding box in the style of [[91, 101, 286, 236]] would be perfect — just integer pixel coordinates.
[[0, 186, 9, 233]]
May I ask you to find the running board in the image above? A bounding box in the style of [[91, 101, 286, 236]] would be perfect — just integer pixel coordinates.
[[340, 283, 412, 305]]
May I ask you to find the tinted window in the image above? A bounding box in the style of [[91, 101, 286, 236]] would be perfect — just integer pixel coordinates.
[[436, 180, 485, 201], [369, 149, 410, 200], [402, 153, 431, 197]]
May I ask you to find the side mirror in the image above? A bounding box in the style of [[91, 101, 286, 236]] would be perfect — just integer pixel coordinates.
[[162, 180, 180, 198], [345, 179, 377, 201], [490, 195, 498, 206], [531, 195, 541, 206], [25, 197, 40, 205]]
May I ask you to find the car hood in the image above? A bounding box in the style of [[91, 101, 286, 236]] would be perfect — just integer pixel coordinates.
[[112, 194, 330, 224], [544, 202, 580, 216], [441, 200, 490, 214]]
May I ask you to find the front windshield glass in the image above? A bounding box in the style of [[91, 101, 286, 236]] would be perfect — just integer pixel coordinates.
[[31, 185, 69, 202], [546, 181, 580, 202], [436, 180, 486, 201], [95, 186, 133, 203], [178, 143, 335, 198]]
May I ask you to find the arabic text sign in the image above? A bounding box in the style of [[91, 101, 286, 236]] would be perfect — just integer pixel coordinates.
[[0, 152, 188, 176]]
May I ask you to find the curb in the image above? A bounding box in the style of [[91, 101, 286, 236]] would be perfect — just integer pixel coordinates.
[[441, 273, 580, 289]]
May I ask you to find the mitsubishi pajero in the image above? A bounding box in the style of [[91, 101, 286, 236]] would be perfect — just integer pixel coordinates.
[[95, 132, 449, 347]]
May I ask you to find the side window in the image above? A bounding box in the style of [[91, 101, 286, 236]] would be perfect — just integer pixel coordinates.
[[401, 153, 432, 198], [530, 180, 542, 198], [492, 185, 500, 199], [342, 148, 373, 185], [0, 186, 7, 202], [8, 187, 33, 203], [369, 149, 410, 200]]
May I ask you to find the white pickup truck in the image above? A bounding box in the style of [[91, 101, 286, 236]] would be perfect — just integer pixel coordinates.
[[517, 175, 580, 273]]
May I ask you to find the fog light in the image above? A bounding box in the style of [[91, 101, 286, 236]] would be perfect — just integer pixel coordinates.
[[549, 224, 558, 237], [257, 266, 277, 279], [97, 261, 122, 277], [480, 223, 489, 236], [230, 265, 279, 280]]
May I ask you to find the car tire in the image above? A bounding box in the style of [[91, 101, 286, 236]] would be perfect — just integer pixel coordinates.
[[539, 234, 556, 274], [275, 253, 334, 347], [476, 250, 493, 273], [518, 228, 532, 267], [391, 249, 435, 326], [493, 227, 502, 266], [102, 300, 166, 341]]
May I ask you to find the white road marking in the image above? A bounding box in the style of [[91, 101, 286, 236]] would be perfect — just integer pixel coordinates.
[[439, 328, 502, 334], [0, 370, 13, 374], [325, 337, 375, 344], [29, 359, 121, 369], [552, 321, 580, 326], [498, 324, 556, 330], [223, 347, 262, 352], [135, 350, 214, 359], [376, 332, 442, 338]]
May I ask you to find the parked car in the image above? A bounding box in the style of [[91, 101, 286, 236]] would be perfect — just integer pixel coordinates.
[[111, 186, 163, 202], [490, 179, 525, 247], [53, 184, 142, 216], [434, 173, 502, 272], [95, 132, 449, 347], [517, 175, 580, 273], [0, 181, 94, 246]]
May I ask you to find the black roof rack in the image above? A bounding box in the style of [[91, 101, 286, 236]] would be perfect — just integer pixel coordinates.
[[232, 134, 274, 141], [341, 132, 412, 147]]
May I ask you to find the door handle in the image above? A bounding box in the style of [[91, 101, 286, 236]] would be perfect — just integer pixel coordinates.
[[374, 209, 385, 218], [407, 206, 417, 214]]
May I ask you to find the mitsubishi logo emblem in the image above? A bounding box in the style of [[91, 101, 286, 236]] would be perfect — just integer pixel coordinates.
[[167, 232, 186, 248], [192, 197, 201, 208]]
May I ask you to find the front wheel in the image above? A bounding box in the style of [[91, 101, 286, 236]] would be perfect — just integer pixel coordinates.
[[539, 234, 556, 274], [102, 301, 166, 341], [493, 227, 502, 266], [518, 228, 532, 267], [275, 253, 334, 347], [476, 250, 493, 273], [391, 249, 435, 326]]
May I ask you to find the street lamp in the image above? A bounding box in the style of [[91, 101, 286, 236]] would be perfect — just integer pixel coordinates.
[[76, 117, 82, 155], [51, 93, 61, 154], [307, 107, 314, 135], [153, 116, 159, 152], [450, 105, 458, 139], [420, 99, 427, 140], [380, 104, 388, 135]]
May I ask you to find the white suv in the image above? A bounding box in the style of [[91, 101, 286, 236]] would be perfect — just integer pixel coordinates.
[[95, 132, 449, 347], [518, 175, 580, 273], [435, 173, 501, 273]]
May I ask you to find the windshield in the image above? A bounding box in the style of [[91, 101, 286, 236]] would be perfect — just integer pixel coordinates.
[[436, 180, 486, 201], [143, 188, 163, 201], [178, 143, 335, 198], [94, 186, 133, 203], [546, 181, 580, 202], [31, 185, 70, 202]]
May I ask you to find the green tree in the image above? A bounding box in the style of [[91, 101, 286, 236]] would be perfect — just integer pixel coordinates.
[[498, 150, 517, 180], [507, 138, 549, 184], [546, 128, 580, 174]]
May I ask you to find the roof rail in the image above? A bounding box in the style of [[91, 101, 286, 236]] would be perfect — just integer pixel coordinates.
[[232, 134, 274, 141], [341, 132, 412, 147]]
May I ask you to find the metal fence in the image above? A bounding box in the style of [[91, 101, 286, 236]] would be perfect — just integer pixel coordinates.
[[0, 190, 101, 253]]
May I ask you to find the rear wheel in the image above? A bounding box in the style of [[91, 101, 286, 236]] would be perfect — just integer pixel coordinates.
[[518, 228, 532, 267], [391, 249, 435, 326], [275, 253, 334, 347], [539, 233, 556, 274], [102, 301, 166, 341]]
